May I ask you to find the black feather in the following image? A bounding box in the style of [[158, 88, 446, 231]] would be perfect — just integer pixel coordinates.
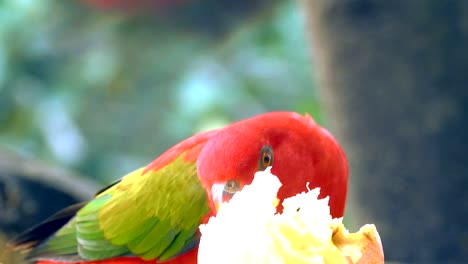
[[7, 201, 87, 251], [94, 179, 121, 196]]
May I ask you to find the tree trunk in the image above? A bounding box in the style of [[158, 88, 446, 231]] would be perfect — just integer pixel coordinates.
[[303, 0, 468, 262]]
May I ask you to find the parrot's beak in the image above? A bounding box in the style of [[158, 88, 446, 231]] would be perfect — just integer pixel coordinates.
[[211, 183, 224, 212], [211, 181, 241, 212]]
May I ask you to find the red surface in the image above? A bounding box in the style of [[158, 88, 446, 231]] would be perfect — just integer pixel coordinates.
[[37, 247, 197, 264]]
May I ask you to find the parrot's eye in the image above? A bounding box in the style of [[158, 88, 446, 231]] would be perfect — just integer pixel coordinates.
[[222, 180, 241, 202], [224, 180, 240, 194], [259, 145, 274, 170]]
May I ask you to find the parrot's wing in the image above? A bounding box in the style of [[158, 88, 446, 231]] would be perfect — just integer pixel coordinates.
[[10, 130, 216, 262], [98, 157, 211, 261]]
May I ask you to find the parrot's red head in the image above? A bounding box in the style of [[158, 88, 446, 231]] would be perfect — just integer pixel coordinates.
[[197, 112, 348, 218]]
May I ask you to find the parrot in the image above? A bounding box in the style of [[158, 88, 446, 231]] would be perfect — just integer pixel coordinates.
[[8, 111, 348, 264]]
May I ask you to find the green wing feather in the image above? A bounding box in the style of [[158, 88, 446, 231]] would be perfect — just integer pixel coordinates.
[[97, 156, 210, 260], [27, 155, 211, 261]]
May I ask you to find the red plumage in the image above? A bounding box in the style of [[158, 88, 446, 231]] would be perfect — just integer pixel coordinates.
[[37, 247, 198, 264]]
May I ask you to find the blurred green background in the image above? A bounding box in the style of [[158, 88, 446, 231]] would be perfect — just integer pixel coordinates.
[[0, 0, 320, 185]]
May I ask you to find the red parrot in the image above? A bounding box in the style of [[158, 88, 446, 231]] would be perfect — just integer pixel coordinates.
[[9, 111, 348, 264]]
